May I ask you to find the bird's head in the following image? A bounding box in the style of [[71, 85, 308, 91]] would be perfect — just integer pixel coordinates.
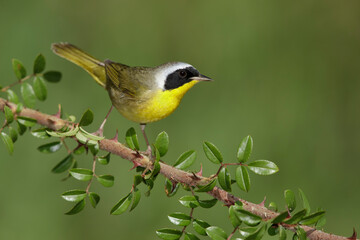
[[155, 62, 212, 99]]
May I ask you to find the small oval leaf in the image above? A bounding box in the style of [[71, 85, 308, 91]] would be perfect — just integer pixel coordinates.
[[168, 212, 191, 226], [248, 160, 279, 175], [237, 135, 253, 163], [110, 193, 132, 215], [174, 150, 196, 170], [62, 190, 86, 202], [89, 192, 100, 208], [218, 167, 232, 192], [125, 127, 140, 150], [52, 154, 74, 173], [156, 228, 182, 240], [17, 116, 37, 127], [203, 141, 223, 164], [192, 219, 210, 236], [69, 168, 93, 181], [235, 209, 262, 226], [21, 83, 36, 108], [33, 54, 46, 74], [43, 71, 62, 83], [97, 174, 114, 187], [130, 187, 141, 211], [205, 226, 228, 240], [154, 131, 169, 157], [79, 109, 94, 126], [97, 152, 111, 165], [12, 59, 26, 80], [6, 89, 19, 103], [179, 195, 199, 208], [299, 211, 326, 226], [31, 128, 51, 139], [235, 165, 250, 192], [65, 199, 85, 215], [1, 132, 14, 155], [9, 127, 18, 143], [184, 232, 200, 240], [195, 178, 217, 192], [4, 106, 14, 124], [33, 77, 47, 101], [198, 198, 218, 208], [284, 189, 296, 212], [37, 141, 62, 153]]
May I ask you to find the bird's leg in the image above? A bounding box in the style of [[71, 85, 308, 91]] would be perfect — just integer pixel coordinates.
[[94, 105, 114, 137], [140, 123, 152, 156]]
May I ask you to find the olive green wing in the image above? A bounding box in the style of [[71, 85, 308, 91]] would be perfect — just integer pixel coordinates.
[[104, 60, 138, 96]]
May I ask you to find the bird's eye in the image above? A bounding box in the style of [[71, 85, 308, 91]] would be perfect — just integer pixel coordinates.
[[179, 70, 187, 78]]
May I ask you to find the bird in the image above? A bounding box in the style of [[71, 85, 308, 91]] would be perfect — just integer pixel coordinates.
[[51, 42, 212, 154]]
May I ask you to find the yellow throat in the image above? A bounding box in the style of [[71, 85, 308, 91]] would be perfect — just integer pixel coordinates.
[[118, 80, 198, 123]]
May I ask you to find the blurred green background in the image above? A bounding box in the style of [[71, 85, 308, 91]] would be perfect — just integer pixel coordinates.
[[0, 0, 359, 239]]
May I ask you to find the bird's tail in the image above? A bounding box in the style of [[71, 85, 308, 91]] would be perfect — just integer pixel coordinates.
[[51, 43, 106, 87]]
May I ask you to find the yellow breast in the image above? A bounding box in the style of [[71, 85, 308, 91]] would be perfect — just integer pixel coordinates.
[[117, 80, 198, 123]]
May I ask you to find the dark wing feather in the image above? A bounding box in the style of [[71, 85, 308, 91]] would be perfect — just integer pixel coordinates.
[[104, 60, 137, 96]]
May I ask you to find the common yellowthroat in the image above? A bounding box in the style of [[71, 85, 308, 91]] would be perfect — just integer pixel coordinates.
[[51, 43, 212, 152]]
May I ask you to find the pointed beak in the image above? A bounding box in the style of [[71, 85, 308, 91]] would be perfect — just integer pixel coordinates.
[[190, 74, 213, 82]]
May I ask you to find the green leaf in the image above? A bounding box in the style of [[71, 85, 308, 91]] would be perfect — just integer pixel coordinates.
[[12, 59, 26, 80], [134, 174, 143, 187], [247, 160, 279, 175], [33, 54, 46, 74], [205, 226, 228, 240], [97, 175, 114, 187], [284, 189, 296, 212], [52, 154, 74, 173], [20, 83, 36, 108], [130, 187, 141, 211], [229, 205, 242, 227], [298, 188, 311, 215], [237, 135, 253, 163], [17, 116, 37, 127], [110, 193, 132, 215], [179, 195, 199, 208], [17, 121, 27, 135], [184, 232, 200, 240], [75, 131, 97, 146], [165, 179, 180, 197], [268, 202, 278, 212], [4, 106, 14, 124], [271, 211, 289, 224], [236, 166, 250, 192], [1, 132, 14, 155], [73, 145, 85, 155], [89, 192, 100, 208], [154, 131, 169, 157], [61, 190, 86, 202], [43, 70, 62, 83], [156, 228, 182, 240], [31, 128, 50, 139], [295, 227, 307, 240], [6, 89, 19, 103], [238, 227, 258, 239], [279, 226, 287, 240], [203, 141, 223, 164], [97, 152, 110, 165], [235, 209, 262, 226], [33, 77, 47, 101], [125, 127, 140, 150], [69, 168, 93, 181], [195, 178, 217, 192], [168, 212, 191, 226], [299, 211, 326, 226], [79, 109, 94, 126], [244, 223, 267, 240], [192, 219, 210, 236], [16, 103, 23, 113], [37, 141, 62, 153], [198, 198, 218, 208], [173, 150, 196, 170], [8, 127, 18, 143], [89, 143, 99, 156], [65, 199, 85, 215], [218, 167, 232, 192], [144, 178, 154, 197], [285, 209, 307, 224], [267, 224, 279, 236]]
